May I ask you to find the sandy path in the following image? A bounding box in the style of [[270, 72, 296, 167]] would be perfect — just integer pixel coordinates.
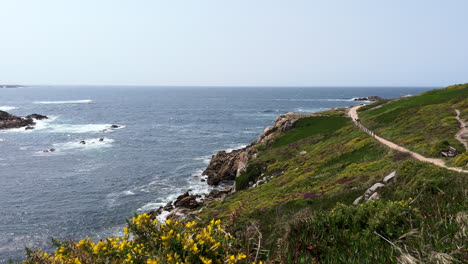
[[347, 105, 467, 173], [454, 109, 468, 150]]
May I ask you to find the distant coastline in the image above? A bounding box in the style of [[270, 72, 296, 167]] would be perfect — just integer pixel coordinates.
[[0, 85, 24, 88]]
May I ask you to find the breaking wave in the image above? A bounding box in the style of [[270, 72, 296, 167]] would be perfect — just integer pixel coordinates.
[[0, 106, 17, 111], [33, 99, 92, 104]]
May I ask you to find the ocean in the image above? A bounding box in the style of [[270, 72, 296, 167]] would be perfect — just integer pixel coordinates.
[[0, 86, 434, 261]]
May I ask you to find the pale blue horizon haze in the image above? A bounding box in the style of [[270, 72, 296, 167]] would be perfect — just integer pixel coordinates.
[[0, 0, 467, 87]]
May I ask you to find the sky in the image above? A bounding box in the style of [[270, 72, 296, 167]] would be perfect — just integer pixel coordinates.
[[0, 0, 467, 87]]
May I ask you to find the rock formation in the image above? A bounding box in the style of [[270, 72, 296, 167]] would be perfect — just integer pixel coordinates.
[[203, 112, 317, 186], [0, 110, 48, 130], [354, 96, 383, 102], [203, 148, 251, 185]]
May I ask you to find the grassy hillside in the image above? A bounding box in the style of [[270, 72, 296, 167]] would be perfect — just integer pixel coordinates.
[[197, 105, 467, 263], [358, 84, 468, 165], [23, 85, 468, 264]]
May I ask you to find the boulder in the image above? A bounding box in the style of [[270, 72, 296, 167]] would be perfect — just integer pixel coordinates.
[[383, 171, 396, 183], [173, 192, 201, 209], [110, 125, 119, 129], [353, 195, 364, 205], [364, 183, 385, 199], [79, 141, 86, 145], [367, 192, 380, 201], [25, 126, 34, 130]]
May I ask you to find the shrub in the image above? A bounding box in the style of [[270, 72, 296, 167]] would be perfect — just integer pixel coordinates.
[[23, 215, 258, 264]]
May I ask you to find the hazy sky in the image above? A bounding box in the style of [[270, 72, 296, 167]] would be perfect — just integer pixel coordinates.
[[0, 0, 467, 86]]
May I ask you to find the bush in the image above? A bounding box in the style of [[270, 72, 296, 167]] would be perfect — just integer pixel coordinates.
[[23, 214, 258, 264]]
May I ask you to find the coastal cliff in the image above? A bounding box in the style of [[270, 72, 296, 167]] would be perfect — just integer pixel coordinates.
[[203, 112, 318, 186]]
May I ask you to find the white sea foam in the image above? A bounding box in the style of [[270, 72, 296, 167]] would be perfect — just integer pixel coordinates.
[[194, 155, 212, 165], [0, 106, 17, 111], [33, 99, 92, 104], [0, 138, 4, 142], [294, 107, 325, 113], [122, 190, 135, 196], [52, 138, 114, 151], [225, 143, 248, 153], [48, 124, 114, 133]]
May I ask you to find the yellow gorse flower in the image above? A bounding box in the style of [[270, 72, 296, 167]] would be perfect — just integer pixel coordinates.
[[22, 216, 254, 264]]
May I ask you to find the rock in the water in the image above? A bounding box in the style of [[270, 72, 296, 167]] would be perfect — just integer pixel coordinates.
[[383, 171, 396, 183], [174, 192, 201, 209], [0, 110, 36, 130], [110, 125, 119, 129], [26, 114, 48, 120], [79, 141, 86, 145], [25, 126, 34, 130], [49, 148, 56, 152], [99, 138, 104, 142]]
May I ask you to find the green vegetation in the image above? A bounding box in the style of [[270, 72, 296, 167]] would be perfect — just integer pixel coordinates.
[[271, 116, 349, 148], [358, 84, 468, 160], [24, 85, 467, 263], [24, 216, 257, 264]]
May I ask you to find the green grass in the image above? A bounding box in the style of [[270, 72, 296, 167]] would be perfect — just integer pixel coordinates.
[[271, 116, 349, 148], [359, 84, 468, 158], [197, 86, 468, 262]]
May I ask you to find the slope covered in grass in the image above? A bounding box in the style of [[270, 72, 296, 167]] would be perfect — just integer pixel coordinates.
[[358, 84, 468, 161]]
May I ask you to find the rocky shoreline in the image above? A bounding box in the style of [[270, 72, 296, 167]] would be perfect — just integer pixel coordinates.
[[0, 110, 48, 130], [150, 112, 319, 220]]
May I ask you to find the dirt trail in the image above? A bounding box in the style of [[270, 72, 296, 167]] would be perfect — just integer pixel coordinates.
[[454, 109, 468, 150], [347, 105, 467, 173]]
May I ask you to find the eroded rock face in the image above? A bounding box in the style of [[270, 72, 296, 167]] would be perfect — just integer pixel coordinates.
[[203, 148, 250, 185], [257, 113, 303, 146], [204, 113, 317, 186]]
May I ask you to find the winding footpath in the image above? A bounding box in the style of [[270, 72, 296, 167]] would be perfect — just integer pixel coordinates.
[[347, 105, 468, 173], [454, 109, 468, 150]]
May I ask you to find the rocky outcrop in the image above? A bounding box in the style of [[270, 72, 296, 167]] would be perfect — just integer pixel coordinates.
[[149, 188, 232, 221], [203, 112, 318, 186], [0, 110, 48, 130], [353, 171, 396, 205], [354, 96, 383, 102], [258, 112, 315, 146], [203, 148, 251, 185]]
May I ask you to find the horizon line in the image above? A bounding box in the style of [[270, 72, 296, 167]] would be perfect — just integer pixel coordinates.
[[6, 84, 444, 88]]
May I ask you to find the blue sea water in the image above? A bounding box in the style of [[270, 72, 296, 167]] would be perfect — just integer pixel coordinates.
[[0, 86, 434, 261]]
